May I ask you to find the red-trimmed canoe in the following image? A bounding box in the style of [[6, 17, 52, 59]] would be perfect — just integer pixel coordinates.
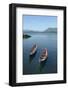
[[30, 44, 37, 55], [39, 48, 48, 62]]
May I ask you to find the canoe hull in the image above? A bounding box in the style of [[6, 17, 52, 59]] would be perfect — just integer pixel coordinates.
[[30, 45, 37, 55], [39, 56, 48, 62], [39, 48, 48, 62]]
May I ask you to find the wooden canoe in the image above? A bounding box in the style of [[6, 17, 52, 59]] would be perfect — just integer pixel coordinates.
[[30, 44, 37, 55], [39, 48, 48, 62]]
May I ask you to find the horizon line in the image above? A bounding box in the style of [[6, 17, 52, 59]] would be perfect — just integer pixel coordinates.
[[23, 27, 57, 32]]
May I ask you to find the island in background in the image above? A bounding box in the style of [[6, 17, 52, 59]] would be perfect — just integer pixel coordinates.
[[23, 33, 31, 39], [23, 28, 57, 39]]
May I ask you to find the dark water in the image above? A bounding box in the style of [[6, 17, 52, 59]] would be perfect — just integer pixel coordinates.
[[23, 33, 57, 75]]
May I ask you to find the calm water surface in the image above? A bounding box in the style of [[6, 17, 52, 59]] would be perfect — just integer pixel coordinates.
[[23, 33, 57, 75]]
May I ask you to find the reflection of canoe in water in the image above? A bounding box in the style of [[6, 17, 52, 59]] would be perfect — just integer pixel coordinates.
[[29, 51, 37, 64], [39, 48, 48, 62], [30, 44, 37, 55], [39, 60, 47, 72]]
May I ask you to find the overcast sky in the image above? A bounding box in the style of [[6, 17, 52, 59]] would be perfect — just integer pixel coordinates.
[[23, 15, 57, 32]]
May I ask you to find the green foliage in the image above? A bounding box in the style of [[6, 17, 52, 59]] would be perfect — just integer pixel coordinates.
[[23, 34, 31, 39]]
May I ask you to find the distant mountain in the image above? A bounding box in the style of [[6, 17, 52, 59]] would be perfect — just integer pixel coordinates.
[[24, 30, 34, 33], [43, 28, 57, 33], [24, 28, 57, 33], [24, 30, 41, 33]]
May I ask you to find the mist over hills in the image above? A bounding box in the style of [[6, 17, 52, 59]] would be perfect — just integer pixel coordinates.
[[24, 28, 57, 33], [44, 28, 57, 33]]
